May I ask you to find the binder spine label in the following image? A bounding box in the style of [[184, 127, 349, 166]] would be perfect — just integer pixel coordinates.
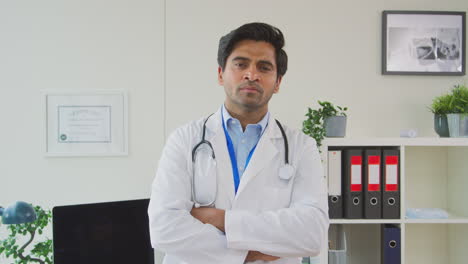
[[328, 151, 342, 196], [351, 156, 362, 192], [368, 155, 380, 191], [385, 156, 399, 191]]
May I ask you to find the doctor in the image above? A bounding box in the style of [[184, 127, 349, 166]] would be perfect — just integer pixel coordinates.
[[148, 22, 329, 264]]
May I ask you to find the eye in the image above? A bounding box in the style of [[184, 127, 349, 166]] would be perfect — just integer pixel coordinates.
[[259, 65, 273, 72], [235, 62, 247, 68]]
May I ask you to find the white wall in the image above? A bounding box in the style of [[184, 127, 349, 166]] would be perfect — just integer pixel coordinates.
[[1, 0, 165, 208], [165, 0, 467, 136], [0, 0, 467, 263]]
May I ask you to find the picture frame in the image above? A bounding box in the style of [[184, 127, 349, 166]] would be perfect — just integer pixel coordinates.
[[382, 10, 466, 75], [44, 90, 128, 157]]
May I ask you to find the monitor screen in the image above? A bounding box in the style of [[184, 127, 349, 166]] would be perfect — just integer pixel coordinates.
[[52, 199, 154, 264]]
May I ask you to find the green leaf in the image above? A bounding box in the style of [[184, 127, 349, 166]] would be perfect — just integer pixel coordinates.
[[0, 204, 52, 264], [302, 100, 348, 149]]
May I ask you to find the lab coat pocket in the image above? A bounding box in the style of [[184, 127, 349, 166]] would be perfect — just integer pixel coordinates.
[[264, 177, 293, 209], [263, 186, 292, 209]]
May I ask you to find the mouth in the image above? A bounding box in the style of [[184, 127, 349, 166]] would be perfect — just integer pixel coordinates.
[[239, 84, 261, 93]]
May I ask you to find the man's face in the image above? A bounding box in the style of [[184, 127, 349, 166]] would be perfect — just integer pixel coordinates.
[[218, 40, 282, 113]]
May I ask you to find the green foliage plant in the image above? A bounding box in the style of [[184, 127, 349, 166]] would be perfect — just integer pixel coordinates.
[[429, 93, 453, 115], [0, 205, 53, 264], [302, 100, 348, 148], [449, 84, 468, 114], [429, 84, 468, 115]]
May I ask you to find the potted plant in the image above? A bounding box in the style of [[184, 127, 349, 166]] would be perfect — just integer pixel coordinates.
[[0, 205, 53, 264], [302, 100, 348, 148], [446, 84, 468, 137], [428, 93, 452, 137]]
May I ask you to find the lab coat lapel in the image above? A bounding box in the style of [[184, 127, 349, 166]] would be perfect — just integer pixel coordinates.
[[235, 115, 282, 197], [205, 110, 235, 204]]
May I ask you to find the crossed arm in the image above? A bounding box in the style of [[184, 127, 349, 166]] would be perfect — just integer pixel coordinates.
[[190, 207, 280, 262], [149, 130, 285, 263], [149, 128, 328, 263]]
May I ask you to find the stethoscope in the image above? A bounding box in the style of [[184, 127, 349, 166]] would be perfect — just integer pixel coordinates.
[[191, 113, 294, 207]]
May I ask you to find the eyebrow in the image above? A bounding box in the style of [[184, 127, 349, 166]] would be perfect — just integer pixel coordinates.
[[232, 56, 275, 67], [232, 56, 250, 62]]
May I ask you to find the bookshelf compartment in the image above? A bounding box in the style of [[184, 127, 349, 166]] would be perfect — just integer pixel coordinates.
[[405, 224, 468, 264], [330, 224, 382, 264], [405, 146, 468, 221], [322, 138, 468, 264]]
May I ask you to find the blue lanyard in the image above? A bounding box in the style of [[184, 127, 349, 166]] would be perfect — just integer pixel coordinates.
[[221, 114, 257, 194]]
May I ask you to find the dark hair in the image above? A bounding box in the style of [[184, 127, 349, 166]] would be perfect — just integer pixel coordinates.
[[217, 22, 288, 78]]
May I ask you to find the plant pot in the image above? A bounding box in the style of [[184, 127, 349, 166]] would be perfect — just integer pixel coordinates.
[[447, 113, 468, 137], [434, 114, 449, 137], [324, 116, 347, 137]]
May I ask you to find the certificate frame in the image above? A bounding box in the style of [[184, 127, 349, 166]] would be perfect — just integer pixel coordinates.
[[382, 10, 466, 75], [44, 90, 128, 157]]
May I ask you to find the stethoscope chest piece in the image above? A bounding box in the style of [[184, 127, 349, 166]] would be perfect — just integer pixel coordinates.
[[279, 164, 294, 180]]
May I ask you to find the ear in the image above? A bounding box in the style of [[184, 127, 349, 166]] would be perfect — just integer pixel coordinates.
[[273, 75, 282, 93], [217, 67, 224, 85]]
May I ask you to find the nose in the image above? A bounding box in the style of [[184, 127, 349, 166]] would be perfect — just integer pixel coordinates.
[[243, 66, 260, 82]]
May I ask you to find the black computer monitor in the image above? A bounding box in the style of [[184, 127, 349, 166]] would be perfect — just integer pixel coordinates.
[[52, 199, 154, 264]]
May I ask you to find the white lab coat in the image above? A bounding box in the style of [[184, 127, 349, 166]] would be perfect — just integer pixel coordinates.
[[148, 109, 329, 264]]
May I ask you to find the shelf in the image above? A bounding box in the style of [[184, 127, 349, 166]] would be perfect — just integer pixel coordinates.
[[323, 137, 468, 147], [330, 218, 468, 225], [330, 219, 401, 224], [322, 138, 468, 264]]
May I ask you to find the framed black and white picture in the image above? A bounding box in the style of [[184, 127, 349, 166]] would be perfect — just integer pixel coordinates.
[[382, 11, 466, 75]]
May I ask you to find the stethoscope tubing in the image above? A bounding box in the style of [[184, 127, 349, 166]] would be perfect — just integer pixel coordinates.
[[191, 113, 215, 162], [191, 113, 290, 207]]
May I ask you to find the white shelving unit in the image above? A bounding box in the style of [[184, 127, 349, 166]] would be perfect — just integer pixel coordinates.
[[319, 137, 468, 264]]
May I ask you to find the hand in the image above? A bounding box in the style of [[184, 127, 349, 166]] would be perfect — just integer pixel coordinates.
[[190, 207, 225, 232], [245, 251, 280, 262]]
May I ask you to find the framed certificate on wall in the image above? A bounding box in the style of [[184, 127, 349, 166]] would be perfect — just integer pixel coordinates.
[[44, 90, 128, 156]]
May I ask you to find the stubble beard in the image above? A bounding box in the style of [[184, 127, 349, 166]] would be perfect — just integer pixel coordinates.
[[235, 85, 265, 112]]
